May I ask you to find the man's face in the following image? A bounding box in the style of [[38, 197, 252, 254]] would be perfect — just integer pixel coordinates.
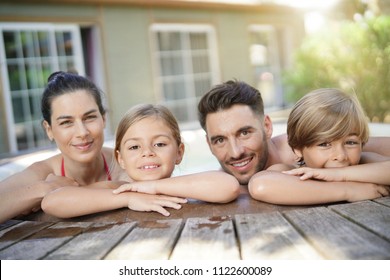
[[205, 104, 273, 185]]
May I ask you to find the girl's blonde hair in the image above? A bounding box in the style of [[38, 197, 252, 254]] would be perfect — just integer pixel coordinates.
[[287, 88, 369, 152], [114, 104, 182, 161]]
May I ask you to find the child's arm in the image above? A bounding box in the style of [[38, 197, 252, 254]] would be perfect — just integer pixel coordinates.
[[41, 186, 187, 218], [248, 169, 389, 205], [283, 161, 390, 185], [113, 171, 240, 203]]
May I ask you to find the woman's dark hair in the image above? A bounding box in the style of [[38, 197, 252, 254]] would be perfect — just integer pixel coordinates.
[[41, 71, 106, 125]]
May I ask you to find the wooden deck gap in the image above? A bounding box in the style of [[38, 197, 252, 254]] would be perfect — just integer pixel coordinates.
[[280, 211, 328, 259], [101, 221, 138, 259], [329, 208, 390, 243]]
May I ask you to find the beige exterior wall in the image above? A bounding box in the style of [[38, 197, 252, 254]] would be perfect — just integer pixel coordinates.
[[0, 1, 304, 156]]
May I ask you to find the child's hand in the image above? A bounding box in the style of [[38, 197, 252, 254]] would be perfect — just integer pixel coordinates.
[[283, 167, 345, 182], [345, 183, 389, 202], [113, 182, 157, 195], [127, 193, 187, 217]]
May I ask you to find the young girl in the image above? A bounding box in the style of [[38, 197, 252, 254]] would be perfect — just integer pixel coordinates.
[[248, 88, 390, 205], [42, 104, 239, 218]]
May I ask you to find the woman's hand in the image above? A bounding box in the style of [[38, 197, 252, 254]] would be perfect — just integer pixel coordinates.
[[127, 193, 187, 217]]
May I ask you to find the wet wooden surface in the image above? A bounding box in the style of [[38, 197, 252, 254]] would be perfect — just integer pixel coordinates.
[[1, 193, 389, 260]]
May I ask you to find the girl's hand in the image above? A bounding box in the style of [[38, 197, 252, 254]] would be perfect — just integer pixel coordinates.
[[283, 167, 345, 182], [127, 193, 187, 216], [113, 182, 157, 195]]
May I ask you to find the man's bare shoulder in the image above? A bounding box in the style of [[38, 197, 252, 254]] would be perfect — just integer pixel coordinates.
[[271, 133, 297, 165]]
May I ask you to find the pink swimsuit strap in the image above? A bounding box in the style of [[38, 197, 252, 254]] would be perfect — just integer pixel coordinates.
[[61, 153, 111, 181]]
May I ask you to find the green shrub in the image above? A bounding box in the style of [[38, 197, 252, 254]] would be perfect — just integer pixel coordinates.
[[283, 16, 390, 122]]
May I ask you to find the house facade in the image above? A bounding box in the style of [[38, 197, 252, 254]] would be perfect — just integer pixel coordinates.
[[0, 0, 305, 158]]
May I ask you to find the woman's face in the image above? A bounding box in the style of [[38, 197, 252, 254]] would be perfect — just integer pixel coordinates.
[[44, 90, 106, 163], [117, 117, 184, 181]]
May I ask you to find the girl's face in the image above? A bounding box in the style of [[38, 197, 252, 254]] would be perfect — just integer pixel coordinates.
[[295, 134, 362, 168], [117, 117, 184, 181], [43, 90, 106, 163]]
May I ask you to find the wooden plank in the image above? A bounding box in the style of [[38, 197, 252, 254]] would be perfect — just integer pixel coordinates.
[[45, 222, 136, 260], [0, 222, 92, 260], [330, 201, 390, 241], [170, 216, 239, 260], [0, 220, 23, 231], [105, 219, 182, 260], [235, 212, 323, 259], [374, 196, 390, 207], [284, 207, 390, 259], [0, 220, 52, 251]]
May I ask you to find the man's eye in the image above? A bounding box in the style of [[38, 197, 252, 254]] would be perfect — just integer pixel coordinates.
[[59, 120, 72, 126]]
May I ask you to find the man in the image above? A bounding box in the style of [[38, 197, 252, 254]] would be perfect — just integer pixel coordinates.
[[198, 80, 389, 202]]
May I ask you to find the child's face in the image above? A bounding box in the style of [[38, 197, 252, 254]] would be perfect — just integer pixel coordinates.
[[295, 134, 362, 168], [117, 117, 184, 181]]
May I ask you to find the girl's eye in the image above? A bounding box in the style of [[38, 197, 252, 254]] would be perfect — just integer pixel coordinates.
[[128, 145, 139, 150], [155, 142, 166, 147], [346, 140, 360, 145]]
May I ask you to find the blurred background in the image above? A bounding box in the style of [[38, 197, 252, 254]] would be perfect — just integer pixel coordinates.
[[0, 0, 389, 162]]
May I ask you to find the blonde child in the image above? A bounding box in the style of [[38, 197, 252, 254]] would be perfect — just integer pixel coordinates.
[[248, 88, 389, 205], [42, 104, 239, 218]]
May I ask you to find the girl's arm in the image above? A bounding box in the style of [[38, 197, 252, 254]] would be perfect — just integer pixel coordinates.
[[113, 171, 240, 203], [283, 161, 390, 185], [41, 186, 187, 218], [248, 170, 389, 205]]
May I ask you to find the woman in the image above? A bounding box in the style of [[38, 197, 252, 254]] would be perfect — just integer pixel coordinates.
[[0, 71, 185, 223]]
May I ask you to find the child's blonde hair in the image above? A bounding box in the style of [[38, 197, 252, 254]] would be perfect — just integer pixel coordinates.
[[287, 88, 369, 153], [114, 104, 182, 161]]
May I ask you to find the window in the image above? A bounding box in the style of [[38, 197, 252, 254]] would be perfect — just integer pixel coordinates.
[[150, 24, 219, 127], [249, 25, 282, 108], [0, 23, 84, 154]]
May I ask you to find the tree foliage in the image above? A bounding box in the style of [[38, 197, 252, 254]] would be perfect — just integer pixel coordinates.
[[283, 15, 390, 122]]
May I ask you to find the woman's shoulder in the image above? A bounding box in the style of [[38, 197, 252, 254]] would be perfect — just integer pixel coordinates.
[[28, 153, 62, 174], [101, 147, 129, 181]]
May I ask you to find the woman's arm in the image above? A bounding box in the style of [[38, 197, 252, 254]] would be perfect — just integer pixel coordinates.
[[283, 161, 390, 185], [0, 161, 77, 223], [41, 186, 187, 218], [113, 171, 240, 203], [248, 170, 389, 205]]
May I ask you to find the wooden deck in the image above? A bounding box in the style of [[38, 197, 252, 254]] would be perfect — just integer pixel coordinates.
[[1, 190, 389, 260]]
